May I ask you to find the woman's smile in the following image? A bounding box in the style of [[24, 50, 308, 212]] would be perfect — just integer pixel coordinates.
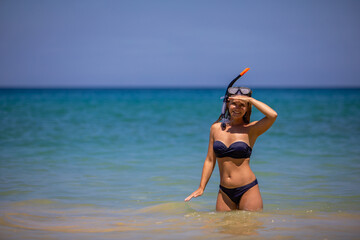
[[232, 110, 243, 115], [230, 104, 246, 116]]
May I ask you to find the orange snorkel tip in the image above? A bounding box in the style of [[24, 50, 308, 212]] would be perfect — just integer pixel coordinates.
[[240, 68, 250, 76]]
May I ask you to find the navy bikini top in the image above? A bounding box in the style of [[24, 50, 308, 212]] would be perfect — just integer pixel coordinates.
[[213, 140, 252, 159]]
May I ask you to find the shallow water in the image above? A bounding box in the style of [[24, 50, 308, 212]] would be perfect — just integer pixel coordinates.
[[1, 200, 359, 239], [1, 88, 360, 239]]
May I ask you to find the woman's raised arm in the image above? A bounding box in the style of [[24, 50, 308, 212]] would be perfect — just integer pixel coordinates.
[[228, 95, 277, 136], [249, 97, 277, 137]]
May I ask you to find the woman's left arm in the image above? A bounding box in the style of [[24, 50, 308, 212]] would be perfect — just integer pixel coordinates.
[[249, 97, 278, 136]]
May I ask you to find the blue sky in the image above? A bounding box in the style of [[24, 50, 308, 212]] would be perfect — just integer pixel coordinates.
[[0, 0, 359, 88]]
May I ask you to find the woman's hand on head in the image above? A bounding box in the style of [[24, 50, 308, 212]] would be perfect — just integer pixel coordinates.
[[184, 188, 204, 202], [228, 95, 253, 103]]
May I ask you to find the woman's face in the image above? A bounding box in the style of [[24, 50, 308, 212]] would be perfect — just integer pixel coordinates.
[[228, 99, 247, 119]]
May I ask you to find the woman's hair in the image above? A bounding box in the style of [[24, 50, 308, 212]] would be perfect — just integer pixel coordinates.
[[214, 92, 252, 125]]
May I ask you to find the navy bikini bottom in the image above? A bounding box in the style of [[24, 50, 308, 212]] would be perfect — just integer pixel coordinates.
[[219, 179, 258, 205]]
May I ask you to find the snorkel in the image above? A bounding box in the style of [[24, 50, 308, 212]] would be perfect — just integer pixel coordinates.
[[220, 68, 250, 130]]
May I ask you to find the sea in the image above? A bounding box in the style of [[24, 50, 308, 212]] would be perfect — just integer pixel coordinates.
[[0, 88, 359, 240]]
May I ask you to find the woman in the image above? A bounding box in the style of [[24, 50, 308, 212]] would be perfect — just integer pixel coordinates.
[[184, 87, 277, 211]]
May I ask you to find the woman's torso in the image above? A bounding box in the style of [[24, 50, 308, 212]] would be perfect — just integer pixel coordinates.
[[213, 122, 257, 188]]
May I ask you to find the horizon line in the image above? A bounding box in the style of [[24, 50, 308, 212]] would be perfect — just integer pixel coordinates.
[[0, 85, 360, 90]]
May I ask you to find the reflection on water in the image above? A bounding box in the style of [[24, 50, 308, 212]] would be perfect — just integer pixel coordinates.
[[1, 200, 360, 239]]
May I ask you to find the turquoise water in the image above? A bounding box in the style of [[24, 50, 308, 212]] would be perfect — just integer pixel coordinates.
[[1, 88, 360, 239]]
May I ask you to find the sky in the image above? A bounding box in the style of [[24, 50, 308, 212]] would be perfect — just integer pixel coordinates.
[[0, 0, 359, 88]]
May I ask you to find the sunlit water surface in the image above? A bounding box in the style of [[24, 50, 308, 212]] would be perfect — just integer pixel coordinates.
[[1, 89, 359, 239]]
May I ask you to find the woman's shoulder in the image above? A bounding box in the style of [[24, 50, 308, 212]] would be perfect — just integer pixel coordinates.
[[210, 122, 222, 132], [245, 121, 260, 133], [246, 121, 259, 127], [209, 122, 222, 139]]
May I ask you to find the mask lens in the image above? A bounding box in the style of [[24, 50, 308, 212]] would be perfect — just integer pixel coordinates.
[[240, 87, 251, 95], [228, 87, 239, 95]]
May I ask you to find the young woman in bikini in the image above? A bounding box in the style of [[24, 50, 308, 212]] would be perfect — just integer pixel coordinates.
[[185, 86, 277, 211]]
